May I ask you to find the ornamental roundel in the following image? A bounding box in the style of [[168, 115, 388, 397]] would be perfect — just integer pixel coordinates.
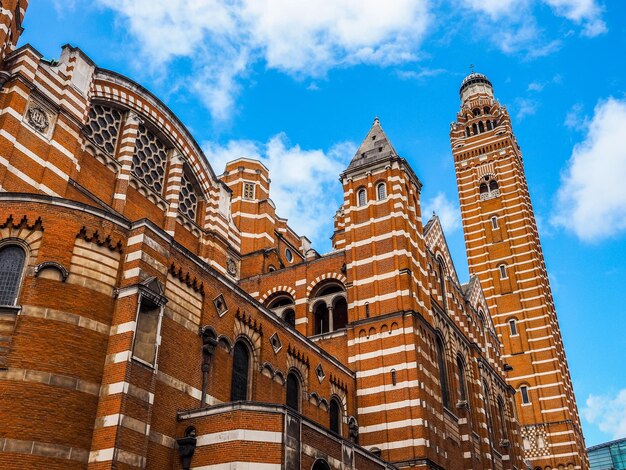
[[226, 258, 237, 276], [27, 107, 50, 133]]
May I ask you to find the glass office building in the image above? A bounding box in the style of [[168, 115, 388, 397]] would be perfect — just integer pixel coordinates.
[[588, 437, 626, 470]]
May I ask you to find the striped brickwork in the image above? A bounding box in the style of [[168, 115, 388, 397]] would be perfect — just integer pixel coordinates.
[[451, 75, 587, 469], [0, 20, 528, 470]]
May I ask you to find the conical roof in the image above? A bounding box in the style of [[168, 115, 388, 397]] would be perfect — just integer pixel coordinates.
[[347, 117, 398, 171]]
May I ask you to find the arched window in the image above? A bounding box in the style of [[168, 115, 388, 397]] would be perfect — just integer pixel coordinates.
[[0, 245, 26, 306], [357, 188, 367, 207], [480, 183, 488, 196], [376, 182, 387, 200], [483, 106, 490, 115], [286, 371, 300, 411], [436, 335, 450, 409], [499, 264, 508, 279], [266, 293, 296, 328], [312, 459, 331, 470], [490, 215, 498, 229], [436, 256, 447, 308], [311, 282, 346, 334], [478, 121, 485, 133], [313, 302, 329, 335], [489, 179, 499, 193], [486, 120, 493, 130], [473, 108, 480, 117], [230, 341, 250, 401], [509, 319, 518, 335], [329, 397, 341, 434], [520, 385, 530, 404], [332, 297, 348, 330], [465, 127, 470, 137], [456, 355, 467, 402], [472, 123, 478, 135]]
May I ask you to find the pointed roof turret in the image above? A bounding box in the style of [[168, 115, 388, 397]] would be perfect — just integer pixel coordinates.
[[347, 117, 398, 171]]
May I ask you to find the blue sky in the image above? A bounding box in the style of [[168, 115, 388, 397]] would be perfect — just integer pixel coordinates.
[[23, 0, 625, 446]]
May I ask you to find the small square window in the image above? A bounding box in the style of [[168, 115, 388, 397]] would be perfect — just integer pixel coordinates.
[[213, 294, 228, 317], [243, 182, 255, 200]]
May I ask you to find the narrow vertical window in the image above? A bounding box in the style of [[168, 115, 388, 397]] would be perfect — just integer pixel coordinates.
[[133, 295, 162, 366], [376, 182, 386, 200], [437, 256, 446, 308], [491, 215, 498, 229], [231, 341, 250, 401], [243, 182, 255, 200], [357, 188, 366, 207], [509, 319, 518, 335], [478, 121, 485, 133], [0, 245, 26, 306], [520, 385, 530, 404], [456, 356, 467, 402], [286, 372, 300, 411], [391, 368, 397, 386], [436, 335, 450, 409], [499, 264, 508, 279], [329, 398, 341, 434]]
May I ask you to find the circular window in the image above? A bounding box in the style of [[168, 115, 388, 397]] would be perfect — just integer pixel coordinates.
[[285, 248, 293, 263]]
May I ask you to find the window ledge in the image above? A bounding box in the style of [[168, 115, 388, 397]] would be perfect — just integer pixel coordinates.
[[0, 305, 21, 315]]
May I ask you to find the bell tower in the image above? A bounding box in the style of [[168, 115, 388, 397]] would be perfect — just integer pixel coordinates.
[[451, 72, 588, 469]]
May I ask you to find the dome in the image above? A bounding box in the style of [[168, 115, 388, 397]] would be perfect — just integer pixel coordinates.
[[459, 72, 492, 96]]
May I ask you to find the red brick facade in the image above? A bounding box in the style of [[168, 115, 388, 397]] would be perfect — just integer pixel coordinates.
[[451, 73, 587, 470], [0, 4, 582, 469]]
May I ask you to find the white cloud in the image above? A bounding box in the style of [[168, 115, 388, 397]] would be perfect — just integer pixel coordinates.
[[543, 0, 607, 36], [422, 192, 461, 234], [582, 389, 626, 439], [460, 0, 605, 57], [515, 98, 538, 120], [203, 134, 355, 251], [396, 68, 448, 81], [564, 102, 586, 130], [95, 0, 431, 120], [553, 98, 626, 241]]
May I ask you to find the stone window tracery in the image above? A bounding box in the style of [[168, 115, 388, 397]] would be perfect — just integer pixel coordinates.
[[132, 124, 168, 194], [84, 103, 123, 154], [243, 182, 255, 200], [480, 175, 500, 200], [376, 182, 387, 200], [179, 171, 198, 221], [0, 245, 25, 306]]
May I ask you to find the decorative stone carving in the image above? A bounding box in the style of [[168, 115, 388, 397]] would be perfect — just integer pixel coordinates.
[[27, 107, 49, 133], [226, 258, 237, 276]]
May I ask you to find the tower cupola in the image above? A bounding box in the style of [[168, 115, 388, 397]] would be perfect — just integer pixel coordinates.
[[460, 72, 494, 104]]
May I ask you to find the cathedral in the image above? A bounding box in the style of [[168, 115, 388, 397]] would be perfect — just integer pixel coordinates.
[[0, 2, 588, 469]]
